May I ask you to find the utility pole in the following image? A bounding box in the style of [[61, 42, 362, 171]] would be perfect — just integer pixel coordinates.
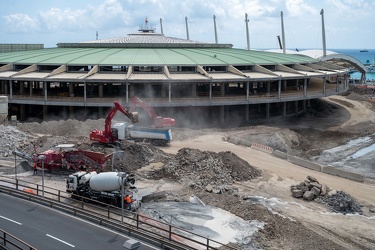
[[213, 15, 218, 44], [320, 9, 327, 57], [245, 13, 250, 50], [160, 18, 164, 35], [185, 16, 190, 40]]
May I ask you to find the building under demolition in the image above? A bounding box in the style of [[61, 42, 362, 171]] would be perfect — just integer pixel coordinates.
[[0, 23, 350, 127]]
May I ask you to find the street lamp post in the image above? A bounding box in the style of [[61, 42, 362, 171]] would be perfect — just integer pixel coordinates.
[[38, 155, 46, 197], [117, 172, 127, 223]]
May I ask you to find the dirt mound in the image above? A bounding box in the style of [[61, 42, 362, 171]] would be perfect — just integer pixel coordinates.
[[111, 143, 172, 173], [146, 148, 262, 190]]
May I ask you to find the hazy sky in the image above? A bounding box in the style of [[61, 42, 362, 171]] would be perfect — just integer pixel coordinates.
[[1, 0, 374, 49]]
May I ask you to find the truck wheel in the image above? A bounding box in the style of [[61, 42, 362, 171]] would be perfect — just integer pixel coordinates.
[[82, 193, 91, 203]]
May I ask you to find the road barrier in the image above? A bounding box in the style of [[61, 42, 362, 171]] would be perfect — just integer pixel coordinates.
[[226, 136, 364, 182], [251, 142, 273, 154], [321, 166, 364, 182]]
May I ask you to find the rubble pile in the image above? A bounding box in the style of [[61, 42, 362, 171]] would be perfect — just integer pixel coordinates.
[[315, 191, 363, 214], [290, 176, 328, 201], [111, 143, 172, 172], [0, 125, 38, 158], [148, 148, 262, 193], [291, 176, 362, 214]]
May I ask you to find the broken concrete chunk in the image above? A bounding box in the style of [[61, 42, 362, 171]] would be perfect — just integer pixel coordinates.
[[292, 189, 303, 198], [309, 182, 322, 190], [311, 186, 321, 197], [205, 184, 213, 193], [307, 176, 319, 183], [303, 191, 315, 201]]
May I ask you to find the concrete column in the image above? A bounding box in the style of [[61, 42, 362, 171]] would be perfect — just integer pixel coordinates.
[[20, 104, 25, 121], [283, 80, 287, 91], [145, 84, 152, 97], [323, 77, 326, 95], [43, 105, 48, 121], [84, 81, 86, 102], [283, 102, 287, 116], [20, 81, 25, 95], [303, 100, 307, 111], [191, 84, 197, 97], [246, 82, 249, 100], [266, 103, 270, 119], [129, 84, 135, 97], [307, 99, 311, 108], [220, 83, 225, 96], [161, 83, 167, 98], [278, 80, 281, 99], [295, 100, 299, 113], [267, 81, 270, 93], [303, 78, 307, 97], [29, 82, 33, 96], [168, 83, 171, 102], [69, 83, 75, 97], [209, 81, 212, 101], [43, 81, 47, 101], [126, 83, 129, 102], [295, 79, 299, 88], [9, 80, 12, 99], [98, 84, 103, 98], [220, 106, 225, 124]]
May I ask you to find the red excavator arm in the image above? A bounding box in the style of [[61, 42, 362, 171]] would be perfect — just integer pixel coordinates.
[[90, 102, 138, 144], [130, 96, 175, 128]]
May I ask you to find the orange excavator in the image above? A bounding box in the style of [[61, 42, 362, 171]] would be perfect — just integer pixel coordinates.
[[130, 96, 175, 128]]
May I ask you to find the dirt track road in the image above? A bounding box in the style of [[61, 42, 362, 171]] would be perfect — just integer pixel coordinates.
[[162, 132, 375, 249], [163, 133, 375, 206]]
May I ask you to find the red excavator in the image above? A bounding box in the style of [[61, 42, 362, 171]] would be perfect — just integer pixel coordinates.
[[89, 102, 138, 144], [130, 96, 175, 128]]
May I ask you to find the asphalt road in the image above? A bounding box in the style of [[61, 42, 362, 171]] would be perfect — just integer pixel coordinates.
[[0, 193, 159, 250]]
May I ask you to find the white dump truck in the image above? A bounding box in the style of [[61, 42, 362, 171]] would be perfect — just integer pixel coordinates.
[[66, 171, 140, 210], [112, 122, 172, 146]]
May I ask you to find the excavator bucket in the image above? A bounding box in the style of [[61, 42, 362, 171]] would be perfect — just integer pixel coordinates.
[[130, 112, 139, 123]]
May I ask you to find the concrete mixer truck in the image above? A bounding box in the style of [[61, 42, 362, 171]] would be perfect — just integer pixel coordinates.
[[66, 171, 140, 211]]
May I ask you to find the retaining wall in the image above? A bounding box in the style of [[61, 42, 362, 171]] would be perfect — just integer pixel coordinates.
[[287, 156, 322, 172], [321, 166, 364, 182]]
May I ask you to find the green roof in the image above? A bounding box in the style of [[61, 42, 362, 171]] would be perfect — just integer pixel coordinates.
[[0, 47, 317, 66]]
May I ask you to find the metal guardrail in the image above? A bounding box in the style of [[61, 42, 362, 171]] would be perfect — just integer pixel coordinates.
[[0, 176, 236, 250], [0, 229, 36, 250]]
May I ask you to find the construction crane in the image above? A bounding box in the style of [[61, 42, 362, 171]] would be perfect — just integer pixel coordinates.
[[130, 96, 176, 128], [90, 102, 138, 144]]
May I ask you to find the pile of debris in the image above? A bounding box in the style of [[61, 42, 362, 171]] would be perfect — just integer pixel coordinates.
[[290, 176, 362, 214], [315, 190, 363, 215], [290, 176, 328, 201], [148, 148, 262, 193]]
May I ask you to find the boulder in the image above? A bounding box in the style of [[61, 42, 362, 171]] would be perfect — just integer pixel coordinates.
[[307, 176, 319, 183], [303, 191, 315, 201], [311, 186, 321, 197], [292, 189, 303, 198], [205, 184, 213, 193], [309, 182, 322, 190], [320, 184, 328, 196]]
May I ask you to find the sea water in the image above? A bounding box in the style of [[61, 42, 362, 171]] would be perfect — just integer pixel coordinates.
[[331, 48, 375, 80]]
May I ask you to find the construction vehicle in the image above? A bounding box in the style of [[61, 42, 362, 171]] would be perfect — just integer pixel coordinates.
[[113, 122, 172, 146], [66, 171, 140, 210], [89, 102, 139, 144], [130, 96, 176, 128], [13, 144, 112, 172], [90, 102, 172, 146]]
